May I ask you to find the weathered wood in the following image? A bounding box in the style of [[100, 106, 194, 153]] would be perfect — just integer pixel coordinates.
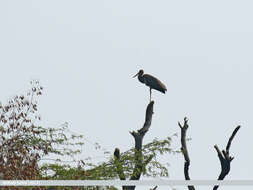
[[213, 125, 240, 190], [114, 148, 127, 190], [114, 148, 126, 180], [128, 101, 154, 190], [114, 101, 154, 190], [178, 117, 195, 190]]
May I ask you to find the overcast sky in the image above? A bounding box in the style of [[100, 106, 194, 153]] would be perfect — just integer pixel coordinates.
[[1, 1, 253, 189]]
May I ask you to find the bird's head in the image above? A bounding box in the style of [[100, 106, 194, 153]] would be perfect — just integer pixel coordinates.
[[133, 69, 144, 78]]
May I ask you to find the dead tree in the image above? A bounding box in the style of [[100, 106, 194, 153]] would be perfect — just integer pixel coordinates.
[[114, 101, 155, 190], [213, 125, 240, 190], [178, 118, 240, 190], [178, 117, 195, 190]]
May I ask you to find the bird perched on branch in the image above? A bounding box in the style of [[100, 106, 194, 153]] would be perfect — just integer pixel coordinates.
[[133, 69, 167, 101]]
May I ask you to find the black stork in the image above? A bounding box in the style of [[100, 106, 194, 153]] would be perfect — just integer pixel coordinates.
[[133, 69, 167, 101]]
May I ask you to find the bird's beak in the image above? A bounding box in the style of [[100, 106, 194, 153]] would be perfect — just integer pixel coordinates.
[[133, 73, 139, 78]]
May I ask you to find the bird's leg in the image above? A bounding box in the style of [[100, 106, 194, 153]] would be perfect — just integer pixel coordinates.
[[149, 88, 152, 102]]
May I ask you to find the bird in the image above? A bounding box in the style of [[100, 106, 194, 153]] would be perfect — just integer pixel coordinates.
[[133, 69, 167, 102]]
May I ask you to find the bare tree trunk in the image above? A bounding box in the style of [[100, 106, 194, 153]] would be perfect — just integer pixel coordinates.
[[178, 117, 195, 190], [114, 101, 155, 190], [213, 126, 240, 190], [178, 118, 240, 190]]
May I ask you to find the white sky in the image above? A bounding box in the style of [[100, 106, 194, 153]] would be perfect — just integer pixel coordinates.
[[1, 1, 253, 190]]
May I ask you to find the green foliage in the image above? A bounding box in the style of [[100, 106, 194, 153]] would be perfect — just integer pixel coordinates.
[[0, 80, 85, 180], [0, 81, 179, 190], [116, 136, 177, 178], [42, 135, 177, 180]]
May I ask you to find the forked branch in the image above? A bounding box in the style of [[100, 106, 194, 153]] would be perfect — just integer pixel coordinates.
[[114, 101, 154, 190], [213, 125, 241, 190], [178, 117, 195, 190], [129, 101, 154, 181]]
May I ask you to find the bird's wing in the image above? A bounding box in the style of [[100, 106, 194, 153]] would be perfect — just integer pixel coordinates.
[[143, 74, 167, 93]]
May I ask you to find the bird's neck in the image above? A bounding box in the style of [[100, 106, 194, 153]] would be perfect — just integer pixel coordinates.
[[138, 75, 145, 83]]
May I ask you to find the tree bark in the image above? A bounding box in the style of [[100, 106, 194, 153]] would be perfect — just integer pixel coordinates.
[[178, 117, 195, 190], [114, 148, 126, 180], [114, 101, 154, 190], [213, 126, 240, 190]]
